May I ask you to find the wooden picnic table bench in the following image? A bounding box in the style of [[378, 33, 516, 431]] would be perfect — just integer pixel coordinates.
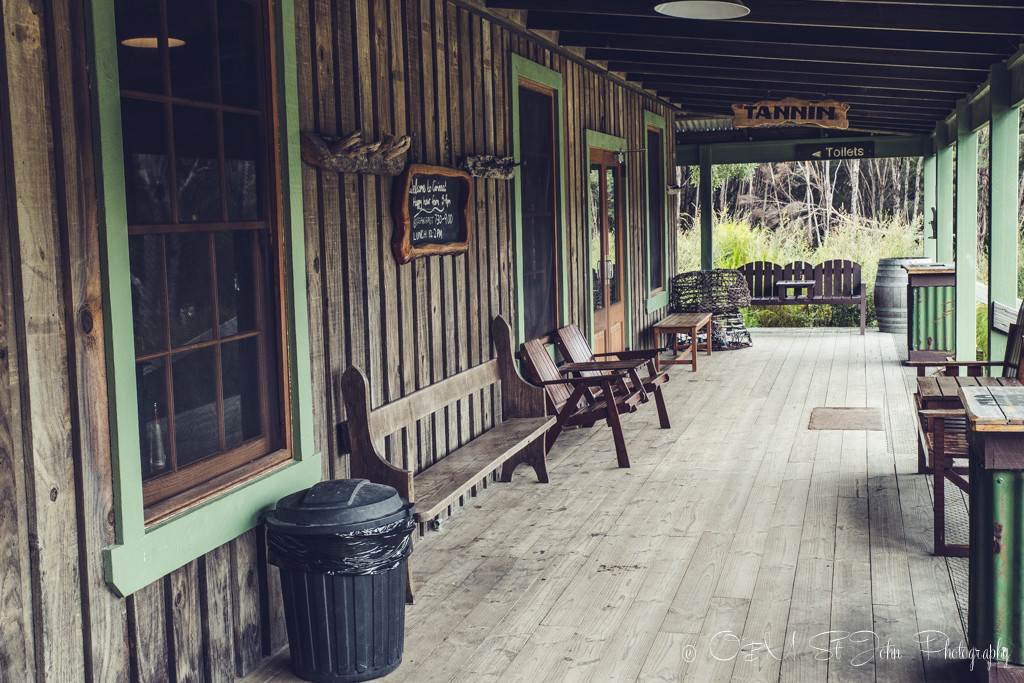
[[738, 259, 867, 334]]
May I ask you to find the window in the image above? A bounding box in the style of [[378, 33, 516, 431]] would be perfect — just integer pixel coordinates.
[[644, 111, 670, 313], [647, 126, 665, 293], [518, 82, 558, 341], [116, 0, 287, 521], [95, 0, 319, 596], [510, 55, 567, 344]]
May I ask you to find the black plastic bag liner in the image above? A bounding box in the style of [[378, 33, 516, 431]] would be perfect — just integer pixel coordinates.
[[268, 517, 414, 575], [264, 479, 415, 576]]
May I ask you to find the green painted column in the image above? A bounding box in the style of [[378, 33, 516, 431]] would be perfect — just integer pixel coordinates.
[[955, 102, 978, 363], [922, 153, 937, 261], [936, 124, 955, 264], [700, 145, 713, 270], [988, 63, 1020, 369]]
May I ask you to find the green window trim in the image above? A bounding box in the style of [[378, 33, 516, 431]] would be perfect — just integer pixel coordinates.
[[643, 110, 670, 314], [89, 0, 321, 598], [510, 54, 569, 343], [585, 129, 632, 347]]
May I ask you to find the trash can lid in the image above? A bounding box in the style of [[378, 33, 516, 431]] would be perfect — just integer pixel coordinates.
[[265, 479, 413, 534]]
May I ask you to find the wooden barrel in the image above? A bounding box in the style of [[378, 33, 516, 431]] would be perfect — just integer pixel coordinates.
[[874, 257, 931, 334]]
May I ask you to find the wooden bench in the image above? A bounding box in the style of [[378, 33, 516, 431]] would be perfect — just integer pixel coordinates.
[[340, 316, 555, 600], [738, 259, 867, 334]]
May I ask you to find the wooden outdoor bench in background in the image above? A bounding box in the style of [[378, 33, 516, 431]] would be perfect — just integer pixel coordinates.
[[340, 316, 555, 601], [738, 259, 867, 334]]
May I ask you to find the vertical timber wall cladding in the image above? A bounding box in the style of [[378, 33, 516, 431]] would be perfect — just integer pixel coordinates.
[[0, 0, 674, 679], [296, 0, 676, 480]]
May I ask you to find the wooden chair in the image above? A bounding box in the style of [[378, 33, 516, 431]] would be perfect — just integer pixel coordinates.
[[519, 337, 644, 468], [918, 408, 971, 556], [554, 323, 671, 430]]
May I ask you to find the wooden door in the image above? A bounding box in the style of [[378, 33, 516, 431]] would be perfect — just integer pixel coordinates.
[[590, 149, 625, 354]]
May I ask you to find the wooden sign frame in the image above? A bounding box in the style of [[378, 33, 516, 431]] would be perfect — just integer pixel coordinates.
[[391, 164, 473, 264], [731, 97, 850, 130]]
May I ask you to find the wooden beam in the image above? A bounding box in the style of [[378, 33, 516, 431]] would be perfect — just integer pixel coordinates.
[[935, 123, 955, 264], [699, 146, 712, 270], [574, 34, 1004, 71], [676, 134, 931, 166], [525, 11, 1017, 52]]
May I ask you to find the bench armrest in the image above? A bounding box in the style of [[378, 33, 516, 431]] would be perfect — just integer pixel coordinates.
[[919, 408, 967, 420]]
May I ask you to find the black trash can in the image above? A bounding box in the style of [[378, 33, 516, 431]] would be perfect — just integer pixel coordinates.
[[265, 479, 415, 683]]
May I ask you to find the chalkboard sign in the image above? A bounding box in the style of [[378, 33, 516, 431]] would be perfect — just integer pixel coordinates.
[[392, 164, 472, 264]]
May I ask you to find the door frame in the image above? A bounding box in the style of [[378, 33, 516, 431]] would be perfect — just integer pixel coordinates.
[[511, 55, 569, 344], [585, 130, 631, 349]]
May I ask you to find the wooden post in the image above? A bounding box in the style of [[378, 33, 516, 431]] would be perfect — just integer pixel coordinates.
[[935, 123, 954, 265], [699, 145, 713, 271], [922, 152, 937, 261], [955, 100, 978, 363], [988, 63, 1020, 371]]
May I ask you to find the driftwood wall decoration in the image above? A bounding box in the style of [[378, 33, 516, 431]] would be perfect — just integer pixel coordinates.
[[301, 130, 411, 175], [460, 154, 520, 180]]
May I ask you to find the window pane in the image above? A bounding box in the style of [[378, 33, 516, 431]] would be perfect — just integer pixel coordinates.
[[129, 234, 168, 354], [647, 128, 664, 292], [222, 337, 262, 448], [166, 232, 215, 347], [607, 167, 620, 305], [174, 105, 222, 223], [215, 230, 257, 334], [137, 357, 170, 480], [168, 0, 218, 102], [115, 0, 164, 95], [121, 98, 172, 224], [223, 113, 263, 221], [218, 0, 259, 109], [518, 85, 557, 340], [172, 347, 220, 466], [590, 165, 603, 313]]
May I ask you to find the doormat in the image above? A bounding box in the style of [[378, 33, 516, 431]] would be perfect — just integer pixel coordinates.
[[808, 407, 884, 431]]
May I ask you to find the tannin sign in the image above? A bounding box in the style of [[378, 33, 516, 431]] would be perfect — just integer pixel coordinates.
[[732, 97, 850, 130]]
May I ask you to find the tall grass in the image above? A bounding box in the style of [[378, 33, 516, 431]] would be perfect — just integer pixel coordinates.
[[678, 213, 923, 328]]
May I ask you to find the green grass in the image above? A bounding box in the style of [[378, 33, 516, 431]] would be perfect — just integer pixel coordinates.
[[678, 213, 922, 329]]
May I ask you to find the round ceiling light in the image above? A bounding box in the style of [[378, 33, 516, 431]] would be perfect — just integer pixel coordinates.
[[654, 0, 750, 20]]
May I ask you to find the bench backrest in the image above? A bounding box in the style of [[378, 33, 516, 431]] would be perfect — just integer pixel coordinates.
[[340, 316, 547, 496], [738, 261, 782, 299], [783, 260, 815, 281], [813, 259, 862, 298], [368, 361, 499, 442], [1001, 303, 1024, 377]]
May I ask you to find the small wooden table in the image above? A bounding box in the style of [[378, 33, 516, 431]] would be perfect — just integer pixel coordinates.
[[959, 385, 1024, 678], [775, 279, 814, 302], [652, 312, 712, 372]]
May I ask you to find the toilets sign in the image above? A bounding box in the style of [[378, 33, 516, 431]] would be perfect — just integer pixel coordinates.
[[795, 142, 875, 161], [732, 97, 850, 130]]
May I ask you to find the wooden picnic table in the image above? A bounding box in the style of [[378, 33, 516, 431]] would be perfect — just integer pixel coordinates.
[[651, 312, 712, 372], [917, 375, 1022, 411], [775, 279, 814, 302]]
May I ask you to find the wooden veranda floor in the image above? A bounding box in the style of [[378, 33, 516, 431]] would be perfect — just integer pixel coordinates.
[[246, 328, 971, 683]]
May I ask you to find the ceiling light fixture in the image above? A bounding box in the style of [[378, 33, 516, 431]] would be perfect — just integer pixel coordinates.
[[121, 37, 186, 49], [654, 0, 750, 20]]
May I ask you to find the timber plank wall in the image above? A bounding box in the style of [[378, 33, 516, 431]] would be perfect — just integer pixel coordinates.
[[0, 0, 674, 680]]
